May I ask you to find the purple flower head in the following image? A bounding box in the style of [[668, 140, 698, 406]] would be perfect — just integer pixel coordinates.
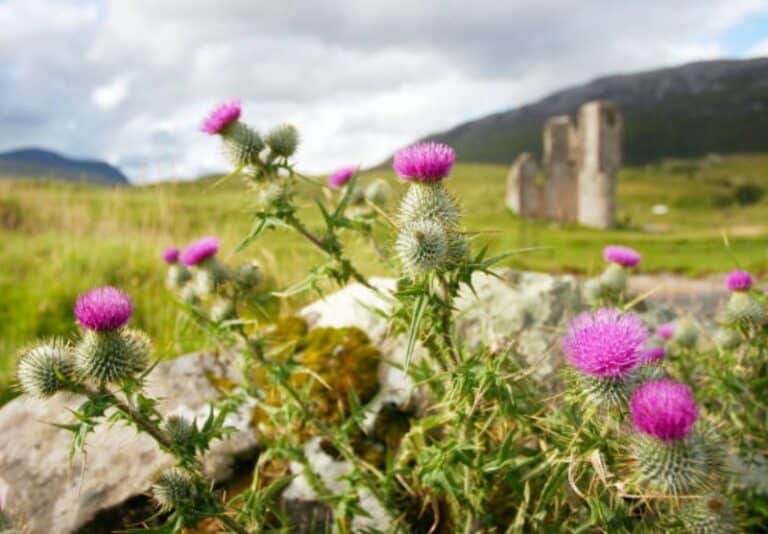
[[201, 99, 241, 135], [657, 322, 675, 340], [163, 247, 180, 264], [630, 379, 698, 441], [180, 236, 220, 266], [328, 166, 357, 189], [642, 345, 666, 364], [561, 308, 648, 378], [393, 142, 456, 182], [75, 286, 133, 331], [603, 245, 641, 267], [726, 269, 753, 292]]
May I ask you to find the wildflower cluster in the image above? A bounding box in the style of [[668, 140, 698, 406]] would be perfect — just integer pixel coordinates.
[[163, 236, 273, 328], [10, 100, 768, 532]]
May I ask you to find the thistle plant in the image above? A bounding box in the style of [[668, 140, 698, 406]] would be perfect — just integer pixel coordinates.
[[16, 286, 248, 533], [11, 102, 768, 532], [202, 99, 377, 293]]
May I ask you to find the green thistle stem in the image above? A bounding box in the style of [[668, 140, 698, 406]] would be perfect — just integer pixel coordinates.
[[283, 212, 375, 290]]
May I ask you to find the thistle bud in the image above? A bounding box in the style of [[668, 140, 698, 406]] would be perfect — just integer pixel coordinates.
[[398, 182, 460, 228], [395, 219, 449, 274], [17, 339, 74, 398], [673, 318, 698, 349], [265, 123, 299, 157], [723, 291, 766, 326], [675, 494, 738, 533], [236, 262, 262, 289], [74, 330, 140, 383], [222, 121, 265, 168], [364, 178, 391, 206], [151, 468, 196, 512], [599, 262, 627, 294], [164, 415, 195, 445]]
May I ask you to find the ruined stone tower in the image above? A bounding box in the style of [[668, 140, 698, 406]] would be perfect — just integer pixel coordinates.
[[506, 153, 540, 220], [506, 100, 622, 229], [543, 116, 578, 224], [576, 101, 622, 229]]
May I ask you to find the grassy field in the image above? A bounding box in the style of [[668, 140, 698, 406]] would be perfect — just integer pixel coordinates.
[[1, 153, 767, 397]]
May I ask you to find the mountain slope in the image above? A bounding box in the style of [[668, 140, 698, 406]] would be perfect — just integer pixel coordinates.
[[0, 148, 129, 185], [421, 57, 768, 166]]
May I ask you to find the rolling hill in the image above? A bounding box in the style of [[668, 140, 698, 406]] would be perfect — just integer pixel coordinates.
[[420, 57, 768, 166], [0, 148, 129, 186]]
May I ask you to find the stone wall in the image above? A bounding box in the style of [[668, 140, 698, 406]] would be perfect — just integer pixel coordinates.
[[506, 100, 621, 229], [506, 152, 540, 220], [543, 116, 578, 224]]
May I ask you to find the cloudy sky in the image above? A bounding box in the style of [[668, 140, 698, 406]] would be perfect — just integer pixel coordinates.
[[2, 0, 768, 183]]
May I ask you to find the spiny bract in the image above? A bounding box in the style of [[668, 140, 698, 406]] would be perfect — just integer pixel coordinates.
[[673, 494, 739, 533], [599, 262, 628, 294], [74, 329, 145, 383], [164, 415, 195, 445], [17, 339, 73, 398], [265, 123, 299, 157], [222, 121, 265, 168], [723, 291, 766, 326], [151, 467, 196, 512], [628, 429, 722, 496], [395, 219, 450, 274], [397, 182, 460, 228]]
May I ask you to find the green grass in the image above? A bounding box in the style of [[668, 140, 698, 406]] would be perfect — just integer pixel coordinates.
[[1, 153, 767, 394]]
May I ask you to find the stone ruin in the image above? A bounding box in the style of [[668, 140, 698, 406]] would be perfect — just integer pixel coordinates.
[[506, 101, 622, 229]]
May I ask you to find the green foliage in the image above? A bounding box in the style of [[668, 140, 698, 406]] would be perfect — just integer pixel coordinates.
[[8, 118, 768, 532]]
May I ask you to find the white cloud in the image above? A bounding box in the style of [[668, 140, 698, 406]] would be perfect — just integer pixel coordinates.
[[91, 75, 131, 110], [2, 0, 768, 182]]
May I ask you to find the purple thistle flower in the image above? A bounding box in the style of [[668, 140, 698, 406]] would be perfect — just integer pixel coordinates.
[[657, 322, 675, 340], [561, 308, 648, 377], [75, 286, 133, 331], [180, 236, 220, 266], [163, 247, 180, 264], [726, 269, 753, 292], [328, 166, 357, 189], [201, 99, 241, 135], [642, 345, 666, 364], [630, 379, 698, 441], [603, 245, 641, 267], [393, 142, 456, 182]]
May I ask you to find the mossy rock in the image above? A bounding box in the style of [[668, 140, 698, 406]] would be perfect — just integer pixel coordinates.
[[252, 316, 381, 438]]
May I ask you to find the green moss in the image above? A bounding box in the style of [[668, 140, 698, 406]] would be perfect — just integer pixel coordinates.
[[251, 317, 381, 438]]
